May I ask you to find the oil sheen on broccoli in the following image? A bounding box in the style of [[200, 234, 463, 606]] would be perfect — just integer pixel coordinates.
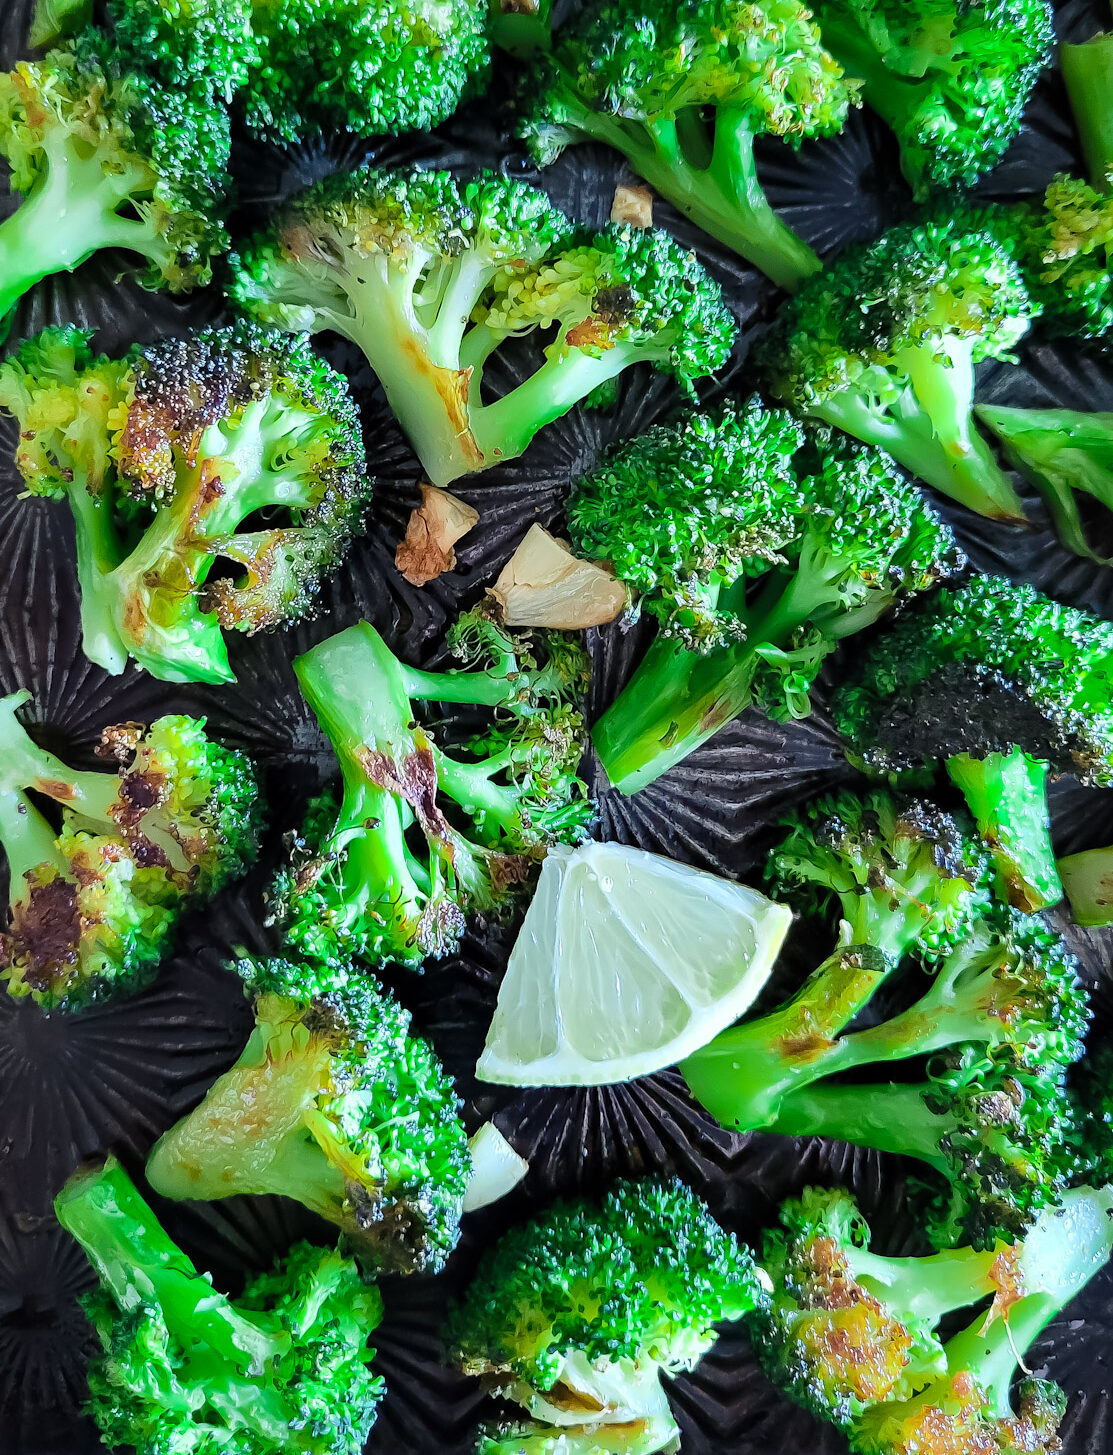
[[0, 322, 371, 686], [55, 1157, 385, 1455], [446, 1177, 769, 1455], [570, 400, 961, 795], [230, 167, 737, 486], [269, 609, 593, 972], [0, 691, 261, 1011], [754, 1182, 1113, 1454], [756, 216, 1038, 523], [147, 953, 470, 1274], [518, 0, 858, 290], [833, 573, 1113, 911]]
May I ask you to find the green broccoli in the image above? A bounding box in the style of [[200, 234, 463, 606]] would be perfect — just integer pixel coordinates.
[[229, 167, 736, 487], [0, 691, 261, 1010], [269, 609, 593, 972], [755, 1182, 1113, 1453], [517, 0, 858, 291], [55, 1157, 385, 1455], [833, 574, 1113, 912], [756, 216, 1038, 523], [28, 0, 93, 47], [1063, 23, 1113, 198], [445, 1178, 769, 1455], [241, 0, 490, 142], [0, 322, 370, 686], [812, 0, 1054, 199], [1057, 842, 1113, 928], [105, 0, 256, 99], [489, 0, 553, 57], [570, 402, 961, 794], [146, 953, 469, 1274]]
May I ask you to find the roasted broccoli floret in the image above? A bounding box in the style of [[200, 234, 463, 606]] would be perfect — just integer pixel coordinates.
[[0, 691, 261, 1010], [833, 574, 1113, 912], [977, 402, 1113, 562], [812, 0, 1054, 199], [445, 1178, 768, 1455], [147, 953, 469, 1274], [242, 0, 490, 142], [0, 9, 237, 329], [755, 1181, 1113, 1452], [105, 0, 256, 99], [756, 217, 1037, 523], [269, 609, 593, 972], [571, 402, 961, 794], [0, 322, 370, 685], [518, 0, 857, 291], [229, 167, 736, 486], [55, 1158, 385, 1455]]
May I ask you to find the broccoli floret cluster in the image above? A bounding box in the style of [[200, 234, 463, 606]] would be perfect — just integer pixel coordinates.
[[756, 216, 1038, 524], [230, 166, 736, 486], [0, 691, 261, 1011], [446, 1178, 768, 1454], [569, 400, 962, 794], [269, 608, 593, 973], [55, 1158, 385, 1455], [147, 953, 470, 1274], [0, 321, 371, 685], [517, 0, 858, 290]]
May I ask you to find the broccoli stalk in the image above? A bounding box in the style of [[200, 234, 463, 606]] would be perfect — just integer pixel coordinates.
[[489, 0, 553, 58], [1057, 843, 1113, 927], [1062, 27, 1113, 191], [55, 1158, 385, 1455], [944, 746, 1060, 909]]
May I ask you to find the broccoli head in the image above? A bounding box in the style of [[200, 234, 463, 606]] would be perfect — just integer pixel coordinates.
[[55, 1158, 385, 1455], [0, 691, 261, 1010], [446, 1178, 768, 1455], [518, 0, 858, 290], [106, 0, 257, 99], [229, 167, 736, 486], [269, 609, 593, 972], [998, 177, 1113, 340], [756, 216, 1037, 524], [0, 322, 370, 685], [813, 0, 1054, 199], [570, 403, 961, 794], [147, 953, 469, 1274], [833, 573, 1113, 911], [756, 1181, 1113, 1452]]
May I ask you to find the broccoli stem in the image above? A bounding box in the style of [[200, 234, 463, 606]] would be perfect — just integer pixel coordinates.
[[0, 689, 120, 830], [65, 473, 131, 675], [1057, 844, 1113, 927], [944, 749, 1061, 911], [434, 749, 526, 842], [846, 1241, 1000, 1328], [763, 1080, 953, 1172], [1061, 31, 1113, 190]]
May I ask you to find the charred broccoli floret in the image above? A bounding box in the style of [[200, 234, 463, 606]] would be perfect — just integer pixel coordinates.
[[0, 692, 261, 1010], [570, 402, 961, 794], [833, 574, 1113, 911], [229, 167, 736, 486], [0, 322, 370, 685], [756, 1181, 1113, 1452], [813, 0, 1054, 199], [55, 1158, 385, 1455], [269, 609, 593, 972], [446, 1178, 768, 1455], [518, 0, 858, 290], [756, 217, 1037, 523], [146, 953, 469, 1274]]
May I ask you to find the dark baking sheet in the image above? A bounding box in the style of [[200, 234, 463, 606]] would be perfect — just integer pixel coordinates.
[[2, 1, 1113, 1450]]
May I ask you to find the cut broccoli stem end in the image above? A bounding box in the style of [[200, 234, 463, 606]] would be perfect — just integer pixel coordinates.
[[1061, 31, 1113, 191], [945, 749, 1061, 911], [1058, 844, 1113, 927]]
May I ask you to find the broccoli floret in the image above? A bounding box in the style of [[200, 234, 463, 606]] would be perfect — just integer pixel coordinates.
[[756, 1181, 1113, 1451], [0, 20, 234, 328], [756, 217, 1037, 524], [242, 0, 490, 142], [55, 1157, 385, 1455], [146, 953, 469, 1274], [517, 0, 857, 291], [0, 322, 370, 685], [446, 1178, 768, 1455], [833, 574, 1113, 912], [269, 609, 593, 972], [0, 691, 261, 1010], [977, 402, 1113, 562], [106, 0, 256, 99], [571, 402, 961, 794], [813, 0, 1054, 199], [229, 167, 736, 487]]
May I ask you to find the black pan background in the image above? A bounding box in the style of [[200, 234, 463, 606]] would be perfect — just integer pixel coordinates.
[[1, 2, 1112, 1451]]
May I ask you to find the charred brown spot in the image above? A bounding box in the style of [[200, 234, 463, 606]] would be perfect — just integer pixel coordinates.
[[32, 778, 77, 802], [9, 876, 81, 991], [357, 746, 454, 844], [130, 835, 173, 871], [565, 316, 616, 351], [96, 722, 145, 765], [775, 1028, 836, 1062], [346, 1187, 433, 1274], [499, 0, 539, 13], [112, 770, 167, 829], [541, 1385, 607, 1415]]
